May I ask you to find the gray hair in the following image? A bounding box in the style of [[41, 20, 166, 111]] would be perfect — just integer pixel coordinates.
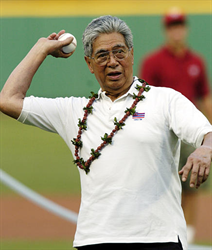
[[82, 15, 133, 57]]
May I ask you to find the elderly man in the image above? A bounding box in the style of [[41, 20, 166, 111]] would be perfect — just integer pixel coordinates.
[[0, 15, 212, 250]]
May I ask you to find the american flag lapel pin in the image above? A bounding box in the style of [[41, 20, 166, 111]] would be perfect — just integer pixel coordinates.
[[132, 112, 145, 120]]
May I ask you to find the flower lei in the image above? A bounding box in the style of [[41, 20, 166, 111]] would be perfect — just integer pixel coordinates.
[[71, 79, 150, 174]]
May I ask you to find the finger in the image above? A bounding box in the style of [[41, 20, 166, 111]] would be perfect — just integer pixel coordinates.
[[55, 30, 66, 40], [50, 47, 74, 58], [202, 167, 210, 183], [61, 50, 74, 57], [196, 167, 205, 189], [58, 37, 74, 55], [189, 164, 199, 188], [178, 168, 184, 175], [61, 36, 74, 46], [181, 161, 192, 182], [47, 32, 57, 40]]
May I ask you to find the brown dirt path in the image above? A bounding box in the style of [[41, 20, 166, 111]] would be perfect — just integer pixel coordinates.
[[0, 195, 80, 240], [0, 194, 211, 243]]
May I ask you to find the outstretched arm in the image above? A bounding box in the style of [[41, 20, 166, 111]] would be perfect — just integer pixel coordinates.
[[179, 132, 212, 189], [0, 30, 74, 119]]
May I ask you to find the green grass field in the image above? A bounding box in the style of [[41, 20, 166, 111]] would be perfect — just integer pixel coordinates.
[[0, 240, 75, 250], [0, 113, 81, 196], [1, 114, 79, 249], [1, 240, 212, 250]]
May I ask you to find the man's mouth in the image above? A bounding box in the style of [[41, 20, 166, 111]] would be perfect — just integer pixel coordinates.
[[107, 72, 122, 77]]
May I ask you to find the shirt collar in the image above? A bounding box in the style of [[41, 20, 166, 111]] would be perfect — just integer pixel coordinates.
[[97, 76, 141, 100]]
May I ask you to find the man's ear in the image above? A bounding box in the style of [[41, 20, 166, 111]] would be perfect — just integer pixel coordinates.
[[84, 56, 94, 74], [131, 47, 134, 65]]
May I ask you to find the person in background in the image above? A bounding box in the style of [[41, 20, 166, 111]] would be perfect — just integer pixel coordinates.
[[139, 7, 212, 243]]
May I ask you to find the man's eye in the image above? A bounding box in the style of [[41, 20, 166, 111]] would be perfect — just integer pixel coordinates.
[[113, 49, 127, 59], [97, 53, 107, 59], [116, 49, 124, 53]]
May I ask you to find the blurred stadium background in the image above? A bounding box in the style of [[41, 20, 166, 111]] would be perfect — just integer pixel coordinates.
[[0, 0, 211, 249]]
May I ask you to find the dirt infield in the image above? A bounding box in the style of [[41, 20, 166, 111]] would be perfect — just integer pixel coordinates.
[[0, 195, 80, 240], [0, 194, 211, 243]]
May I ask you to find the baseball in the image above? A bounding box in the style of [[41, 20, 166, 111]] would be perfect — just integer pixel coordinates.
[[58, 33, 77, 54]]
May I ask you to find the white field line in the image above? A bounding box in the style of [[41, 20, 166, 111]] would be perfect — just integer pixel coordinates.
[[0, 169, 78, 224]]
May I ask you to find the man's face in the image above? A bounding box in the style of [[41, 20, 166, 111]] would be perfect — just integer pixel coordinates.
[[165, 23, 188, 46], [85, 32, 134, 99]]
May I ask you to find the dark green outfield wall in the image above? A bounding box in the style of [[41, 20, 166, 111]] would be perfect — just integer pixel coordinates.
[[0, 15, 211, 98]]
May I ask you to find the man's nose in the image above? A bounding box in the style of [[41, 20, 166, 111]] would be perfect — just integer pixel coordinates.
[[107, 52, 119, 66]]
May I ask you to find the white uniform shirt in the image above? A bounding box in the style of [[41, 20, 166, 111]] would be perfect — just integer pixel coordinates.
[[18, 77, 212, 250]]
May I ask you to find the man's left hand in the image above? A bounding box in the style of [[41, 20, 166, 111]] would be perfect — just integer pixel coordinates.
[[179, 143, 212, 189]]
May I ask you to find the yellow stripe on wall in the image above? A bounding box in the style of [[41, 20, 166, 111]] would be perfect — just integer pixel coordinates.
[[0, 0, 212, 17]]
